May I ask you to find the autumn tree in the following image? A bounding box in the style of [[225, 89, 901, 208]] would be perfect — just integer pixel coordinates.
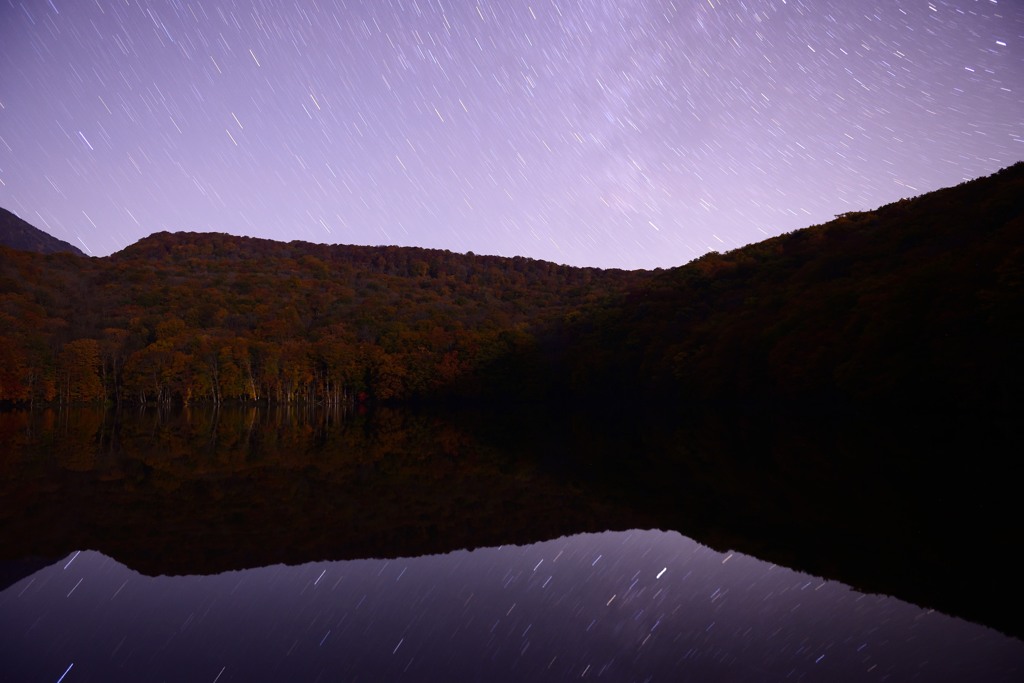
[[57, 339, 104, 403], [0, 335, 30, 402]]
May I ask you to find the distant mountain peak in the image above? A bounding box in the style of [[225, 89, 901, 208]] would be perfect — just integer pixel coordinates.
[[0, 208, 86, 256]]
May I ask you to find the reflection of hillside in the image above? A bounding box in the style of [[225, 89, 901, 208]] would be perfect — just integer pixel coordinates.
[[1, 405, 1020, 640], [0, 406, 649, 580], [544, 406, 1021, 640]]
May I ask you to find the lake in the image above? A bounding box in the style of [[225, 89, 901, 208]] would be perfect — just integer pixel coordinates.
[[1, 405, 1021, 680]]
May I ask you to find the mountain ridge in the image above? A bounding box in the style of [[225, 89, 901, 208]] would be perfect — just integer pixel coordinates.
[[0, 208, 86, 256], [502, 160, 1024, 410], [0, 161, 1021, 410]]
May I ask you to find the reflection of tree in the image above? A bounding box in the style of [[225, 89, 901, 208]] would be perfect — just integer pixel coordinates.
[[1, 405, 639, 580], [2, 402, 1021, 639]]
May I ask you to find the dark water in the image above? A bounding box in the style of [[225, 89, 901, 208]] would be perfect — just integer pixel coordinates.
[[0, 405, 1021, 680], [3, 531, 1022, 683]]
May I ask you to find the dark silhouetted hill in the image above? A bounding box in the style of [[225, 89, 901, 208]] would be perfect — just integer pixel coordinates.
[[0, 208, 85, 256], [488, 161, 1024, 414]]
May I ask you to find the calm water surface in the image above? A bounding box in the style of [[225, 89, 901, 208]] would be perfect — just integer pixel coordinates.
[[2, 529, 1021, 682], [2, 406, 1022, 680]]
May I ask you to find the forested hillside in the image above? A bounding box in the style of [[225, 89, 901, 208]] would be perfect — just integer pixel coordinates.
[[0, 231, 645, 405], [1, 162, 1021, 410], [508, 161, 1024, 412]]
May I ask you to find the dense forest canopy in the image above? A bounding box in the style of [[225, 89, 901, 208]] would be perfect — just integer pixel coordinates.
[[0, 227, 647, 405], [1, 161, 1021, 411], [546, 161, 1024, 410]]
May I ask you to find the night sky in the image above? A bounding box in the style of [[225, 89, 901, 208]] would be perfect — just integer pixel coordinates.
[[0, 0, 1020, 269]]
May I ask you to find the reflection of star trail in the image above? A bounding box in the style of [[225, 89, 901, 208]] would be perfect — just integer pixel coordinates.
[[0, 0, 1020, 268], [2, 531, 1023, 681]]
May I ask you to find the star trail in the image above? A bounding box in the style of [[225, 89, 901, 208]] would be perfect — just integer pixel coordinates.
[[0, 0, 1020, 268]]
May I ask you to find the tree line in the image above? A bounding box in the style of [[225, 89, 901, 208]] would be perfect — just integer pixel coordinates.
[[0, 232, 645, 406], [2, 162, 1022, 411]]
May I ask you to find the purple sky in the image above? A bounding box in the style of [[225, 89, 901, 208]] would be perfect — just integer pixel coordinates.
[[0, 0, 1020, 269]]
